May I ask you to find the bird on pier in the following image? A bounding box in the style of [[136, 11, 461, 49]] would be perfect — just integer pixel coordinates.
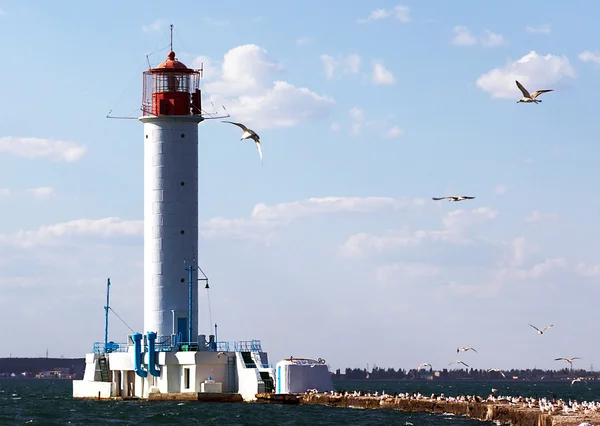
[[515, 80, 553, 104], [487, 368, 506, 378], [417, 363, 432, 370], [555, 357, 581, 367], [457, 346, 478, 353], [222, 121, 263, 165], [448, 360, 469, 368], [529, 324, 553, 335]]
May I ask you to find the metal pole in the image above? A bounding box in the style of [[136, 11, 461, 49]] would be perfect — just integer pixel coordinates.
[[104, 278, 111, 353], [188, 265, 193, 343]]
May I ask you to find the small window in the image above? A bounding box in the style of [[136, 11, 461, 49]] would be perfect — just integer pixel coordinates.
[[145, 135, 148, 139], [180, 230, 185, 235], [180, 278, 185, 283], [180, 133, 185, 138], [180, 182, 185, 186], [184, 368, 190, 389]]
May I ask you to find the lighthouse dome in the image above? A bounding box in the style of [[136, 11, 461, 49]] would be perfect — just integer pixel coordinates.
[[153, 51, 192, 72]]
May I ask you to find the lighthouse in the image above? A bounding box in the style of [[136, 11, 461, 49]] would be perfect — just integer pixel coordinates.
[[140, 49, 203, 341], [73, 31, 333, 401]]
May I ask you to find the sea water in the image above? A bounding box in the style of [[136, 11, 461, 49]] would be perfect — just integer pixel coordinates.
[[0, 379, 598, 425]]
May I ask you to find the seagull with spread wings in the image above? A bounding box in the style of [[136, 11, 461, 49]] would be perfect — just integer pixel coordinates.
[[222, 121, 263, 164], [432, 196, 475, 202], [417, 363, 432, 370], [555, 357, 581, 367], [457, 346, 478, 353], [529, 324, 553, 335], [448, 360, 469, 368], [571, 377, 588, 386], [515, 80, 553, 104], [487, 368, 506, 378]]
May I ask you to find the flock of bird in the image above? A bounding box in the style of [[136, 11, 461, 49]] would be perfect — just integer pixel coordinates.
[[414, 323, 587, 384], [305, 388, 599, 420]]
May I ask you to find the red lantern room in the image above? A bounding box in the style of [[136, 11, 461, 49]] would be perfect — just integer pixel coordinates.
[[142, 51, 202, 117]]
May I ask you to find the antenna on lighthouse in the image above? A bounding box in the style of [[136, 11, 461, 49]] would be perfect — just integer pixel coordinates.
[[169, 24, 174, 52]]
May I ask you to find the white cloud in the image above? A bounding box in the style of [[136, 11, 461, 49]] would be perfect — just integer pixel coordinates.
[[575, 262, 600, 277], [142, 19, 166, 33], [494, 185, 507, 195], [319, 53, 362, 79], [201, 196, 425, 240], [525, 24, 551, 34], [451, 26, 507, 47], [578, 50, 600, 65], [296, 37, 312, 46], [344, 109, 402, 138], [190, 55, 218, 79], [200, 44, 335, 129], [476, 51, 575, 99], [1, 217, 143, 248], [27, 187, 56, 199], [372, 62, 396, 85], [348, 107, 365, 121], [383, 126, 404, 139], [376, 263, 441, 283], [357, 5, 411, 24], [506, 236, 536, 266], [330, 123, 340, 132], [0, 137, 87, 162], [525, 210, 558, 223], [0, 188, 9, 197], [341, 206, 498, 258], [496, 258, 567, 280], [348, 107, 365, 136]]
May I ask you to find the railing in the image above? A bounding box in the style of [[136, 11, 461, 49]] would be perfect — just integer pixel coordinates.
[[216, 340, 263, 353], [93, 342, 128, 354], [94, 336, 264, 354]]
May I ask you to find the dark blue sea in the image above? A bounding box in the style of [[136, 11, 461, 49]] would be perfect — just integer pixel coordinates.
[[1, 379, 598, 425]]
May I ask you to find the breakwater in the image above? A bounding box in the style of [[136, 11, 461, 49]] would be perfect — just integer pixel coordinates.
[[256, 393, 599, 426]]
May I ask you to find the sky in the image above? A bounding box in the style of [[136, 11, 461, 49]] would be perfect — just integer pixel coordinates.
[[0, 0, 600, 373]]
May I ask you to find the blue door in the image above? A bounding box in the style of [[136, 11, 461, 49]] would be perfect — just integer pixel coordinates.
[[177, 318, 188, 342]]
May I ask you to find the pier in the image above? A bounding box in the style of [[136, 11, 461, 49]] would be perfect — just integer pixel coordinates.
[[256, 393, 600, 426]]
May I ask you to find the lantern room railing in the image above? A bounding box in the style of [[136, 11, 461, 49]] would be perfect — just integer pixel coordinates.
[[142, 70, 201, 116]]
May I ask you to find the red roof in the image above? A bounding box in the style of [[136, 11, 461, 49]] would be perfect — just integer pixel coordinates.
[[151, 51, 193, 73]]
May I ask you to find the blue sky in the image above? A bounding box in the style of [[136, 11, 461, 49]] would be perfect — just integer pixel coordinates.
[[1, 0, 600, 373]]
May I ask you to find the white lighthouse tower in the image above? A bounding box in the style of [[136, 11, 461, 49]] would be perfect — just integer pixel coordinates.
[[140, 48, 202, 342]]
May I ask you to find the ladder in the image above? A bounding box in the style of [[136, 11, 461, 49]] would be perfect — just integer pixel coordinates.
[[98, 356, 110, 382]]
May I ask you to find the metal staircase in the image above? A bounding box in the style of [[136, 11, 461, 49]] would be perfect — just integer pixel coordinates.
[[97, 356, 110, 382]]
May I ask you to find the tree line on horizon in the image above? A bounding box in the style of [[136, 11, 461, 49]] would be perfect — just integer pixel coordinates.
[[332, 366, 600, 380]]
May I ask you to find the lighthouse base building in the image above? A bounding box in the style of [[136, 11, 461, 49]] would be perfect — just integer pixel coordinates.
[[72, 47, 332, 401]]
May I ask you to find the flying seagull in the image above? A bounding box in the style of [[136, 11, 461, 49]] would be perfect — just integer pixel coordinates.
[[417, 363, 432, 370], [432, 196, 475, 202], [448, 360, 469, 368], [529, 324, 553, 335], [515, 80, 553, 104], [555, 357, 581, 367], [457, 346, 478, 353], [571, 377, 588, 386], [222, 121, 263, 164], [487, 368, 506, 378]]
